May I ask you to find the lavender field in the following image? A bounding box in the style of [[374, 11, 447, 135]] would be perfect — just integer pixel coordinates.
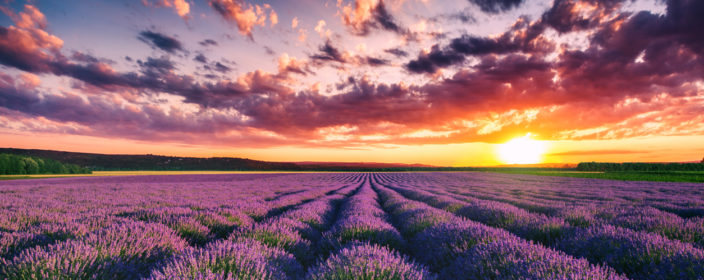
[[1, 172, 703, 280]]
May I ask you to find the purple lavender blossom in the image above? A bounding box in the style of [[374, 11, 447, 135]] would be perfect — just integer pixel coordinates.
[[441, 239, 626, 280], [1, 220, 187, 279], [2, 172, 704, 279], [556, 224, 704, 279], [231, 217, 314, 265], [411, 220, 516, 271], [150, 239, 303, 280], [306, 243, 436, 280]]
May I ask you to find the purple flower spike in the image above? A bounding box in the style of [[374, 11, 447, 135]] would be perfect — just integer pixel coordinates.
[[307, 243, 436, 280]]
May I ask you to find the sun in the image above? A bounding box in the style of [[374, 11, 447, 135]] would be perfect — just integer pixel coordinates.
[[497, 133, 547, 164]]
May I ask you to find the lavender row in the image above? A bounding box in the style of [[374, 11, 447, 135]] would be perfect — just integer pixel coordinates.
[[0, 173, 354, 279], [381, 177, 704, 279], [401, 173, 704, 249], [150, 238, 304, 280], [376, 172, 704, 219], [373, 182, 625, 279], [387, 173, 704, 250], [115, 183, 341, 247], [3, 171, 703, 279], [319, 176, 405, 253], [306, 243, 435, 280], [230, 187, 355, 266], [550, 205, 704, 248], [0, 173, 333, 234], [305, 174, 435, 279], [1, 219, 188, 279], [405, 184, 704, 279], [146, 179, 361, 279], [395, 174, 704, 278], [440, 172, 704, 218]]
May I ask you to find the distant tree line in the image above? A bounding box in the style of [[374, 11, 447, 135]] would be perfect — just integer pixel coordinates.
[[0, 148, 299, 171], [577, 162, 704, 172], [0, 154, 91, 175]]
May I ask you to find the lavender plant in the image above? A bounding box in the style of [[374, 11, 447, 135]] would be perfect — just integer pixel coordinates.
[[306, 243, 435, 280]]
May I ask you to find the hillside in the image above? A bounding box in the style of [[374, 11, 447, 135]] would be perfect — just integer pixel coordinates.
[[0, 148, 445, 171], [0, 148, 300, 171]]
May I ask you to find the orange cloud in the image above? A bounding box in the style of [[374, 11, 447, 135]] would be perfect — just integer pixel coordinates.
[[0, 0, 703, 152], [0, 4, 63, 72], [341, 0, 379, 34], [209, 0, 276, 39], [291, 17, 298, 29], [144, 0, 191, 19]]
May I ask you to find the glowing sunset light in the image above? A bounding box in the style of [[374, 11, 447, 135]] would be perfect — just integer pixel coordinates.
[[497, 134, 547, 164], [4, 1, 704, 277], [0, 0, 702, 165]]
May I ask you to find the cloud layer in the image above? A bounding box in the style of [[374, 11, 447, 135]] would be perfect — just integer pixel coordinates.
[[0, 0, 703, 149]]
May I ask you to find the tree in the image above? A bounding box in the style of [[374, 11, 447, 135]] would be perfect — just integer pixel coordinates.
[[22, 157, 39, 174], [0, 154, 9, 174], [0, 153, 91, 175], [10, 155, 26, 174]]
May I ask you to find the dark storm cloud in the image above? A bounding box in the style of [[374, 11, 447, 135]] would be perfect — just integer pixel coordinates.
[[199, 39, 218, 46], [2, 1, 704, 146], [365, 57, 389, 66], [193, 53, 208, 63], [451, 11, 476, 23], [0, 72, 254, 143], [70, 52, 100, 64], [406, 45, 465, 74], [469, 0, 525, 13], [342, 0, 408, 36], [406, 15, 549, 73], [263, 46, 276, 56], [552, 0, 704, 104], [452, 19, 548, 55], [373, 1, 401, 33], [384, 48, 408, 57], [50, 62, 132, 87], [450, 35, 514, 55], [138, 56, 176, 74], [213, 62, 232, 73], [137, 31, 184, 53], [0, 76, 40, 112], [540, 0, 628, 33], [430, 10, 476, 24], [310, 40, 345, 62]]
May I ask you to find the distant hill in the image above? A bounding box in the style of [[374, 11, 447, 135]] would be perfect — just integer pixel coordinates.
[[0, 148, 446, 171], [295, 161, 435, 168], [0, 148, 300, 171]]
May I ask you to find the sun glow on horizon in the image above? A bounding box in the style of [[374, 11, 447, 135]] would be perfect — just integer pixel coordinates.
[[497, 133, 548, 164]]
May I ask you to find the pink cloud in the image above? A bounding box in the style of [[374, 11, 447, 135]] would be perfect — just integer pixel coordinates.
[[209, 0, 276, 39], [143, 0, 191, 20]]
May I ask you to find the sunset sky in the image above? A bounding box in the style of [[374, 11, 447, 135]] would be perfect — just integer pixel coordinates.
[[0, 0, 703, 166]]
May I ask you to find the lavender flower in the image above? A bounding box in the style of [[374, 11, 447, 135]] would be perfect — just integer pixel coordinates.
[[306, 243, 436, 280], [3, 172, 704, 279], [441, 239, 626, 280], [231, 218, 313, 265], [556, 224, 704, 279], [150, 239, 303, 280]]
